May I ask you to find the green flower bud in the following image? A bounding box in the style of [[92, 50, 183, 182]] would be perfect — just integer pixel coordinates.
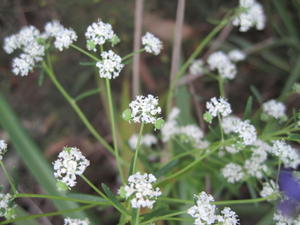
[[56, 181, 69, 192], [203, 112, 213, 123], [154, 118, 165, 130], [122, 108, 132, 121], [111, 35, 120, 47]]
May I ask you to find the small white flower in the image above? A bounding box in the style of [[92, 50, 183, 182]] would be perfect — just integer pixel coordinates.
[[23, 41, 45, 62], [44, 20, 65, 38], [0, 193, 15, 219], [236, 120, 257, 145], [96, 50, 124, 79], [179, 125, 204, 144], [206, 97, 232, 118], [128, 133, 158, 149], [187, 192, 217, 225], [270, 141, 300, 169], [189, 59, 204, 76], [244, 158, 268, 179], [233, 0, 266, 32], [217, 207, 240, 225], [129, 95, 162, 124], [273, 211, 294, 225], [122, 172, 161, 209], [207, 51, 237, 79], [0, 140, 8, 161], [222, 163, 245, 183], [221, 116, 242, 134], [54, 28, 77, 51], [142, 32, 163, 55], [12, 54, 35, 76], [3, 34, 19, 54], [228, 49, 246, 62], [262, 100, 286, 119], [64, 217, 90, 225], [17, 25, 41, 46], [260, 180, 279, 200], [53, 147, 90, 189], [85, 20, 115, 51]]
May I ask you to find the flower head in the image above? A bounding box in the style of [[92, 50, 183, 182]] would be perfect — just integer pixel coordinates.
[[189, 59, 204, 76], [96, 50, 124, 79], [64, 217, 90, 225], [207, 51, 237, 79], [128, 133, 158, 149], [217, 207, 240, 225], [129, 95, 162, 124], [206, 97, 232, 118], [222, 163, 245, 183], [121, 172, 161, 209], [3, 34, 19, 54], [12, 54, 35, 76], [260, 180, 280, 200], [187, 192, 217, 225], [53, 147, 90, 189], [161, 107, 180, 142], [85, 20, 115, 51], [142, 32, 162, 55], [54, 28, 77, 51], [233, 0, 266, 32], [0, 193, 15, 219], [228, 49, 246, 62], [262, 100, 286, 120], [0, 140, 8, 161]]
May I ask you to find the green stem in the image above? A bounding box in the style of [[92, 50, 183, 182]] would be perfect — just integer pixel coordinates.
[[133, 208, 140, 225], [80, 175, 107, 200], [42, 61, 115, 155], [158, 139, 234, 185], [0, 204, 97, 225], [105, 78, 124, 183], [166, 17, 230, 113], [218, 76, 225, 97], [218, 114, 224, 142], [0, 161, 17, 194], [130, 123, 145, 175], [140, 210, 187, 225], [15, 193, 109, 205], [71, 44, 100, 61], [122, 49, 145, 62]]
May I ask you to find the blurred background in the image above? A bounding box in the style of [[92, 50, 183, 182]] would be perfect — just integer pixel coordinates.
[[1, 0, 300, 224]]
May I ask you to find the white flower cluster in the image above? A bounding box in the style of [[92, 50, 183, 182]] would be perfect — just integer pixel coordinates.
[[64, 217, 90, 225], [233, 0, 266, 32], [270, 141, 300, 169], [53, 147, 90, 189], [85, 20, 115, 51], [4, 21, 77, 76], [221, 116, 257, 145], [189, 59, 204, 76], [221, 163, 245, 183], [0, 193, 15, 219], [96, 50, 124, 79], [0, 140, 8, 160], [122, 172, 161, 209], [142, 32, 162, 55], [206, 97, 232, 118], [260, 180, 279, 200], [228, 49, 246, 62], [161, 108, 208, 148], [129, 95, 162, 124], [273, 211, 300, 225], [128, 133, 158, 149], [262, 100, 286, 120], [207, 51, 237, 79], [188, 192, 239, 225]]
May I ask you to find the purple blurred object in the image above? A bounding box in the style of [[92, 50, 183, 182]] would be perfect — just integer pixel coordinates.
[[278, 169, 300, 217]]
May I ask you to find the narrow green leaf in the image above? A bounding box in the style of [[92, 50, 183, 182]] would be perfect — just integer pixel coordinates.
[[66, 193, 108, 204], [0, 93, 88, 219], [243, 96, 253, 120], [74, 88, 101, 102], [101, 183, 129, 216], [250, 85, 262, 104]]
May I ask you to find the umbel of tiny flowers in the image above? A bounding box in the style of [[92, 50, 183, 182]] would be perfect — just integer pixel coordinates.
[[128, 133, 158, 149], [0, 140, 8, 161], [0, 192, 16, 220], [3, 20, 77, 76], [53, 147, 90, 191], [260, 180, 280, 201], [96, 50, 124, 79], [64, 217, 90, 225], [262, 99, 287, 121], [123, 95, 164, 129], [204, 97, 232, 123], [85, 19, 119, 51], [142, 32, 163, 55], [118, 172, 161, 209], [232, 0, 266, 32]]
